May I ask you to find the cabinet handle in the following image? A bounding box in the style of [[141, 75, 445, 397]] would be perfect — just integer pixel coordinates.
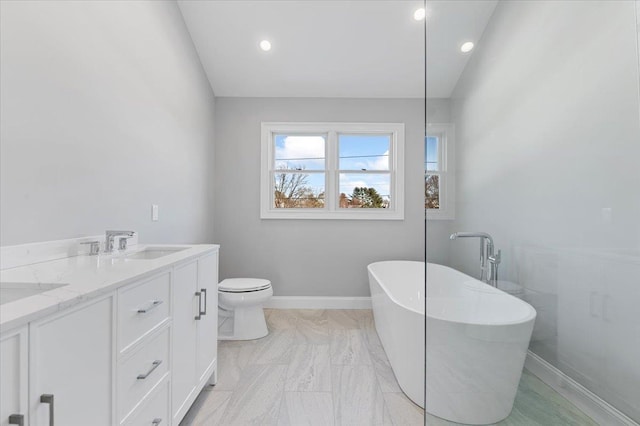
[[137, 360, 162, 380], [8, 414, 24, 426], [152, 419, 163, 425], [201, 288, 207, 316], [195, 291, 202, 320], [40, 394, 54, 426], [137, 300, 163, 314]]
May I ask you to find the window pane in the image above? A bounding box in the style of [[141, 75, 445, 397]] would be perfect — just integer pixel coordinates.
[[339, 134, 390, 171], [425, 136, 439, 171], [339, 173, 390, 209], [273, 172, 325, 208], [425, 174, 440, 209], [274, 135, 325, 170]]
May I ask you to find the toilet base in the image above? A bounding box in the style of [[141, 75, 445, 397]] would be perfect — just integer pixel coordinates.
[[218, 305, 269, 340]]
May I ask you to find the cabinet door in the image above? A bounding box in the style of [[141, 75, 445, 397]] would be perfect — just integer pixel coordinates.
[[29, 295, 114, 426], [196, 251, 218, 383], [1, 326, 28, 426], [171, 260, 198, 422]]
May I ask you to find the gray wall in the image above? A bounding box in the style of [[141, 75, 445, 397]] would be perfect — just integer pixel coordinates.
[[214, 97, 425, 297], [425, 98, 453, 266], [450, 1, 640, 420], [0, 0, 216, 245]]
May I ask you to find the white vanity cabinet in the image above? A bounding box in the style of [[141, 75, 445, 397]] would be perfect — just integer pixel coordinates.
[[0, 326, 28, 426], [171, 252, 218, 424], [29, 295, 115, 426], [0, 245, 218, 426]]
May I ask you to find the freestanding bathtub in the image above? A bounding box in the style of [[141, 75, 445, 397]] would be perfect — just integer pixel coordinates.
[[367, 261, 536, 425]]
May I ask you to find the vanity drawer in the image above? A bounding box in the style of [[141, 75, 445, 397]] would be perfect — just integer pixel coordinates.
[[118, 271, 171, 352], [122, 377, 170, 426], [118, 327, 170, 422]]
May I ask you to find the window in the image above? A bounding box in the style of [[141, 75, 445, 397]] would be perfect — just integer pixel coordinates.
[[261, 122, 405, 219], [425, 124, 454, 220]]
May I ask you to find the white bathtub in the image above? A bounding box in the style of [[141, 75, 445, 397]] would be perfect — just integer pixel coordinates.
[[367, 261, 536, 425]]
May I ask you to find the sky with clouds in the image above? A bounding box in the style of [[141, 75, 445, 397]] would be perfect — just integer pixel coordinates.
[[274, 134, 392, 200], [425, 136, 438, 171]]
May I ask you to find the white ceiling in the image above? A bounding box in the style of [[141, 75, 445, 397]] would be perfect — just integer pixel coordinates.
[[177, 0, 497, 99], [426, 0, 498, 98]]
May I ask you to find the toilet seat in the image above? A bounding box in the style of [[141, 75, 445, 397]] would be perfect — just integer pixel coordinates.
[[219, 278, 271, 293]]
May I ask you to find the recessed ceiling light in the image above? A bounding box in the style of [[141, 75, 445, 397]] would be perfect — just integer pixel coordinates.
[[413, 8, 426, 21], [259, 40, 272, 52], [460, 41, 475, 53]]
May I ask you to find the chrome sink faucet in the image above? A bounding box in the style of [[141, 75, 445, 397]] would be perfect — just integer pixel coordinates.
[[450, 231, 501, 286], [105, 230, 136, 253]]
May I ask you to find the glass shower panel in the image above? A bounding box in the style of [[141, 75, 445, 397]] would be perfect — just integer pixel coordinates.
[[427, 0, 640, 424]]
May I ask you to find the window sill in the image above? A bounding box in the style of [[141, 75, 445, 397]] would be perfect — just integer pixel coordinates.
[[261, 210, 404, 220]]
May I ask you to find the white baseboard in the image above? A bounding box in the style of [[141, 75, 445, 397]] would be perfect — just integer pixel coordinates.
[[263, 296, 372, 310], [525, 351, 639, 426]]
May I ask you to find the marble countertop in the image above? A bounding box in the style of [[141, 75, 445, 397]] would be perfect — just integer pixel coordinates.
[[0, 243, 219, 332]]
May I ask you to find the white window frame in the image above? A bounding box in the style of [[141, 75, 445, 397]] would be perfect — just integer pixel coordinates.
[[261, 122, 405, 220], [425, 123, 455, 220]]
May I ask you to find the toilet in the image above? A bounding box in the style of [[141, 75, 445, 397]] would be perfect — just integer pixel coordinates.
[[218, 278, 273, 340]]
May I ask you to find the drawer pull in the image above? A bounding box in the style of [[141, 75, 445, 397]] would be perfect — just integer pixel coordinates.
[[8, 414, 24, 426], [40, 394, 54, 426], [137, 360, 162, 380], [137, 300, 163, 314], [152, 419, 163, 425]]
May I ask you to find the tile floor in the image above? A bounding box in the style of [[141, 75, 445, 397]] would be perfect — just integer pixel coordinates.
[[180, 309, 597, 426]]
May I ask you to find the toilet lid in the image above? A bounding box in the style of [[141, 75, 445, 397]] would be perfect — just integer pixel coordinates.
[[219, 278, 271, 293]]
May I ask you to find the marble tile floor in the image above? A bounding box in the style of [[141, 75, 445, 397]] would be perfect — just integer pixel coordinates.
[[180, 309, 597, 426]]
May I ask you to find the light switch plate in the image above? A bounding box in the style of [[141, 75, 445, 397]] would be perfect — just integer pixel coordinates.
[[152, 204, 159, 221]]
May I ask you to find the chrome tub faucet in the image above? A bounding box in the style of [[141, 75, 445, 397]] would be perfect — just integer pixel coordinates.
[[450, 231, 501, 286]]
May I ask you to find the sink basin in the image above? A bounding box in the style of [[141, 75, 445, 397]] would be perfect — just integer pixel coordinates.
[[0, 282, 69, 305], [124, 247, 187, 260]]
